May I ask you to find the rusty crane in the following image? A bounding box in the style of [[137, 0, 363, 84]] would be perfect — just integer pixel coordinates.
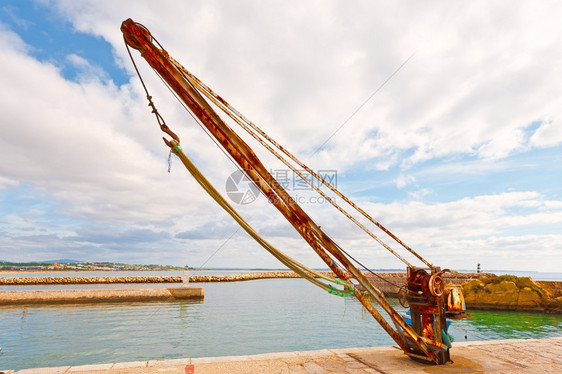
[[121, 18, 466, 365]]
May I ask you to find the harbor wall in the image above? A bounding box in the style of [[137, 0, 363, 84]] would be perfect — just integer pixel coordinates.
[[0, 271, 310, 285], [0, 287, 204, 305], [0, 271, 490, 288]]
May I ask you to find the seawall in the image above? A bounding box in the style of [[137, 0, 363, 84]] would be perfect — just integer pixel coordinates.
[[0, 271, 490, 287], [0, 271, 317, 285], [0, 287, 204, 305]]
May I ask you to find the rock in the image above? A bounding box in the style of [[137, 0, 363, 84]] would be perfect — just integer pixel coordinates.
[[518, 286, 542, 308], [489, 281, 520, 307], [461, 275, 562, 313], [548, 296, 562, 313], [464, 280, 519, 309]]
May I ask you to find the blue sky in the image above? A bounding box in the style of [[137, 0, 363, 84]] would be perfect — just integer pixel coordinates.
[[1, 0, 126, 84], [0, 1, 561, 272]]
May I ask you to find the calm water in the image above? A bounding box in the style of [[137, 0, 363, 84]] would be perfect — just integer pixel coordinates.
[[0, 278, 561, 371]]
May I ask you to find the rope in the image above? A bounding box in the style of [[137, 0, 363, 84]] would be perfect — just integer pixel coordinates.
[[194, 227, 241, 272], [334, 243, 404, 289], [169, 140, 355, 297], [124, 35, 354, 298], [170, 58, 432, 269], [125, 39, 167, 131], [122, 23, 442, 362], [159, 78, 421, 351]]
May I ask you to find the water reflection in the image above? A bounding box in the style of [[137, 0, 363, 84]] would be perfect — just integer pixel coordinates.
[[459, 309, 562, 339], [0, 279, 560, 371]]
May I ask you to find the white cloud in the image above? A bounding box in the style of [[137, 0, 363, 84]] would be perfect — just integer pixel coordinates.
[[394, 174, 415, 189], [65, 53, 110, 82], [0, 176, 19, 189], [45, 0, 561, 171], [0, 1, 561, 271], [408, 188, 431, 200], [529, 120, 562, 148], [323, 191, 562, 271], [0, 23, 213, 225]]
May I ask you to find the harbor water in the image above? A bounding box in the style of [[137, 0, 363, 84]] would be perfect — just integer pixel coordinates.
[[1, 276, 561, 371]]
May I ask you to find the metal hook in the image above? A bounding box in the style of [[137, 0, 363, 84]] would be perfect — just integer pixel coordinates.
[[160, 123, 180, 148]]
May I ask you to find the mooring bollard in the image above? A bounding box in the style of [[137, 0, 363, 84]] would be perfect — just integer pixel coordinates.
[[182, 270, 190, 287]]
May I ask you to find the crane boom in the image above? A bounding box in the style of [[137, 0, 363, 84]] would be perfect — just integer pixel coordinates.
[[121, 18, 464, 364]]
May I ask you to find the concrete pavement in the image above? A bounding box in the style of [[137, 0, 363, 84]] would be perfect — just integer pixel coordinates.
[[6, 337, 562, 374]]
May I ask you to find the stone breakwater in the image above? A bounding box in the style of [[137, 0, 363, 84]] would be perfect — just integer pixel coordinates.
[[0, 271, 488, 288], [0, 271, 336, 285], [462, 275, 562, 313]]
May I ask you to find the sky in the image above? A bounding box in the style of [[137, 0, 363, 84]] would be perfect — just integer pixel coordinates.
[[0, 0, 561, 273]]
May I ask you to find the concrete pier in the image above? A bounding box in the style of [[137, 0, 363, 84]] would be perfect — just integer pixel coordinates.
[[0, 287, 204, 305], [4, 337, 561, 373]]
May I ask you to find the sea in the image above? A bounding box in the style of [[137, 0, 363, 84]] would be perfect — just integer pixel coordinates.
[[0, 270, 561, 371]]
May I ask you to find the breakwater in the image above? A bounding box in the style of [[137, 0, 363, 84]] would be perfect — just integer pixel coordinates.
[[0, 271, 332, 285], [0, 271, 488, 287]]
